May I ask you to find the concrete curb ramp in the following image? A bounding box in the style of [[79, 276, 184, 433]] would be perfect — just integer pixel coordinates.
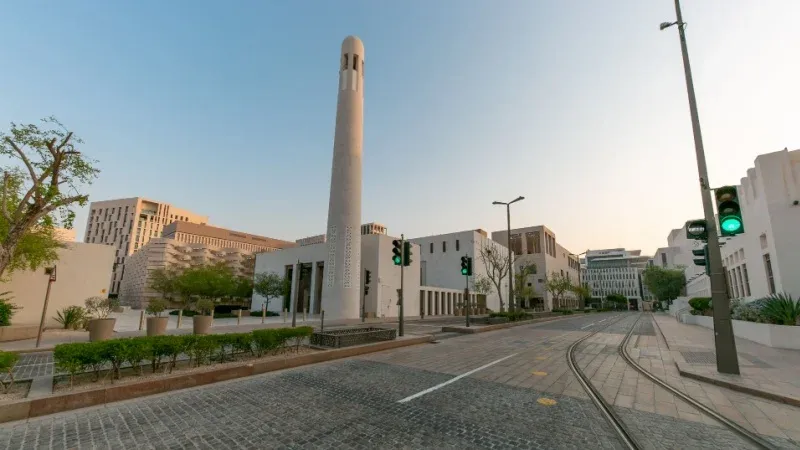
[[676, 362, 800, 408], [0, 335, 433, 424]]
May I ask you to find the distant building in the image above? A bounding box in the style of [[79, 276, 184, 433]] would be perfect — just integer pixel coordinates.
[[296, 222, 388, 248], [53, 228, 76, 242], [84, 197, 208, 295], [491, 225, 581, 311], [118, 223, 295, 308], [581, 248, 655, 307]]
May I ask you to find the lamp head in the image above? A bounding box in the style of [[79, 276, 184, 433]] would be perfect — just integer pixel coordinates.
[[659, 22, 674, 30], [492, 201, 504, 205]]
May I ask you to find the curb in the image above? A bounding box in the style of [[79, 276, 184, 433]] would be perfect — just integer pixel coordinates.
[[675, 364, 800, 408], [441, 313, 582, 334], [0, 335, 433, 424]]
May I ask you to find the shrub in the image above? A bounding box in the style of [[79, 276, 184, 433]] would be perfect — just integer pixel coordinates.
[[123, 337, 151, 375], [189, 335, 218, 366], [0, 351, 20, 393], [85, 297, 118, 319], [488, 311, 532, 322], [54, 306, 87, 330], [731, 298, 766, 323], [0, 292, 19, 326], [252, 329, 281, 356], [250, 310, 279, 317], [213, 312, 238, 319], [146, 299, 168, 317], [688, 297, 712, 314], [169, 309, 197, 317], [760, 293, 800, 326], [561, 310, 573, 315], [98, 339, 128, 380], [195, 299, 215, 316]]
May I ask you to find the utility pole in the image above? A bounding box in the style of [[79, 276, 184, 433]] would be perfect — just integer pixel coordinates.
[[399, 234, 405, 337], [464, 264, 471, 327], [36, 266, 57, 348], [663, 0, 739, 374], [291, 260, 300, 328], [493, 196, 524, 312]]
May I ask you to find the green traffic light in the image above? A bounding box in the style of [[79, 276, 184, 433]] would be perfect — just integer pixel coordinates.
[[461, 268, 467, 275], [393, 255, 401, 265], [720, 216, 742, 233]]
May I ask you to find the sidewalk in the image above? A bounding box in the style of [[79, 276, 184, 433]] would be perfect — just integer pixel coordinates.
[[653, 314, 800, 407], [628, 314, 800, 443]]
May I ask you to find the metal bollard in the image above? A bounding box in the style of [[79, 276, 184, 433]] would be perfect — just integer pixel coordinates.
[[262, 303, 266, 324], [237, 308, 242, 325], [283, 308, 287, 323], [177, 309, 183, 329], [320, 310, 325, 332], [138, 310, 145, 331]]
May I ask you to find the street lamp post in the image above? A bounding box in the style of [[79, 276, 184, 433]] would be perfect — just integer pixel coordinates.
[[661, 0, 740, 374], [492, 196, 524, 312]]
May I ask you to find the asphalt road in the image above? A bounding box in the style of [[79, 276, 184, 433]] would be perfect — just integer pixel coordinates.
[[1, 312, 792, 449]]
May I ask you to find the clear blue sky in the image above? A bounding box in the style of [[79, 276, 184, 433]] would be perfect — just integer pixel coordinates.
[[2, 0, 798, 256]]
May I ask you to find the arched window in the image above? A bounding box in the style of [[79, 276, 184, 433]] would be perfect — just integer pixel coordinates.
[[353, 54, 359, 71], [342, 54, 349, 71]]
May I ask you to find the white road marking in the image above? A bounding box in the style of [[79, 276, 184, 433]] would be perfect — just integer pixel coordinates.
[[397, 353, 518, 404], [599, 318, 608, 323], [581, 322, 597, 329]]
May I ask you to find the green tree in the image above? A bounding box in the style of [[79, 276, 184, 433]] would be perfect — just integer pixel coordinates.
[[572, 284, 592, 307], [606, 293, 628, 310], [642, 266, 685, 305], [545, 272, 575, 310], [253, 272, 290, 312], [233, 276, 254, 304], [148, 267, 179, 301], [0, 117, 99, 279], [174, 264, 236, 306], [513, 263, 537, 309]]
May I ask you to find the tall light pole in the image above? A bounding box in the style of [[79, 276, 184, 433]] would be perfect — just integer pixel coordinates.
[[661, 0, 739, 374], [493, 196, 524, 312]]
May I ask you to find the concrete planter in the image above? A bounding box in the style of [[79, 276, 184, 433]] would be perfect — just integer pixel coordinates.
[[146, 317, 169, 336], [193, 315, 213, 335], [681, 313, 800, 350], [88, 318, 116, 342]]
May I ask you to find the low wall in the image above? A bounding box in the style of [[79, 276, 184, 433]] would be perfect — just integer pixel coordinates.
[[680, 313, 800, 350], [0, 325, 39, 342]]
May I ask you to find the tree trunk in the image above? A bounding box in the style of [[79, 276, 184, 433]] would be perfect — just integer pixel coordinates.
[[0, 222, 33, 279]]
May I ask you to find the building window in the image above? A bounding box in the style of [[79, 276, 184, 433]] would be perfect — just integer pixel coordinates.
[[442, 241, 447, 252], [342, 54, 349, 70], [661, 253, 667, 267], [742, 263, 751, 296], [455, 240, 460, 251], [763, 254, 775, 294], [430, 242, 434, 253], [353, 54, 359, 71]]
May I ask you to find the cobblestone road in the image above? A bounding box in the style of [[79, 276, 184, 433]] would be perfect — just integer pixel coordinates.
[[1, 312, 796, 449]]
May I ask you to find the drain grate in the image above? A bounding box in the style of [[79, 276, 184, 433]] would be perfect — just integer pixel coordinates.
[[681, 351, 717, 365]]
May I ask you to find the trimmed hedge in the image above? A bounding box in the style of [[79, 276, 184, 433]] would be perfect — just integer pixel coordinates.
[[53, 327, 314, 386], [488, 311, 533, 322]]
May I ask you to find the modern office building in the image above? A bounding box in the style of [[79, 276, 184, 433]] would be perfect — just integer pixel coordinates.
[[491, 225, 581, 311], [581, 248, 655, 307], [118, 222, 295, 308], [84, 197, 208, 294]]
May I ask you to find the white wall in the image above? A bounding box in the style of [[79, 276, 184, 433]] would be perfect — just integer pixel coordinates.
[[5, 242, 115, 327], [410, 230, 509, 312]]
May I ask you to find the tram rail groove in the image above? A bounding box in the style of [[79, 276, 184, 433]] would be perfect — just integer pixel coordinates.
[[619, 314, 777, 450], [567, 314, 641, 450]]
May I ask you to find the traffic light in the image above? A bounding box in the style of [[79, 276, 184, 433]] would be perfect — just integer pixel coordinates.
[[692, 244, 709, 267], [715, 186, 744, 236], [460, 256, 472, 276], [365, 269, 372, 286], [685, 219, 708, 241], [403, 241, 412, 266], [392, 240, 402, 265]]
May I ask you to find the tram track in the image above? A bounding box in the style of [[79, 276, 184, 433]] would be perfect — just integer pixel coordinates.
[[567, 313, 778, 450]]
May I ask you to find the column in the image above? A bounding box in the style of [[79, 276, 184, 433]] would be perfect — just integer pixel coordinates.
[[289, 262, 301, 314], [309, 262, 319, 319]]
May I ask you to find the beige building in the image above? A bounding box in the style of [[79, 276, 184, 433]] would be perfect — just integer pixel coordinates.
[[84, 197, 208, 294], [118, 222, 295, 308], [3, 240, 114, 330], [491, 225, 582, 311], [296, 222, 387, 247]]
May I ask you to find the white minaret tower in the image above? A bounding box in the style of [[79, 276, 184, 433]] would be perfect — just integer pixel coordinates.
[[324, 36, 365, 320]]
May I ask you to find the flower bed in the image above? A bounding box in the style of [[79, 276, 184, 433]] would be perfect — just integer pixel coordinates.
[[53, 327, 314, 389]]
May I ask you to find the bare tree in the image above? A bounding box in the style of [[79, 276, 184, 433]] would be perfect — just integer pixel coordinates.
[[545, 272, 574, 310], [478, 241, 510, 311], [0, 117, 98, 278]]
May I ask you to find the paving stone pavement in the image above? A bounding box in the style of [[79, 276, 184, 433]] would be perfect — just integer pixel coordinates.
[[3, 312, 795, 449], [575, 314, 800, 449]]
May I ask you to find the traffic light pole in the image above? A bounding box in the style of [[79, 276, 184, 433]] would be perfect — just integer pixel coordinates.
[[399, 234, 405, 337], [464, 270, 470, 328], [671, 0, 739, 374]]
